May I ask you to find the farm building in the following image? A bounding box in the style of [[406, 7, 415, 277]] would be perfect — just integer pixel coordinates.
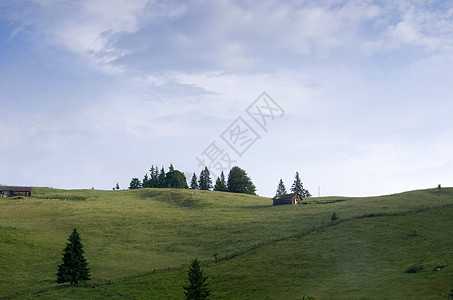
[[0, 186, 32, 198], [272, 193, 303, 206]]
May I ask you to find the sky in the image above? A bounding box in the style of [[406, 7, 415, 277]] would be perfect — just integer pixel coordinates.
[[1, 0, 452, 197]]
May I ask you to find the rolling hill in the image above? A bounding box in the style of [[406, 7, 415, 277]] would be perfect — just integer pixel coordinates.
[[1, 187, 452, 299]]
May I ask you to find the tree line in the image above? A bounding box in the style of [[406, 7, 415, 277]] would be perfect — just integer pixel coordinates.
[[128, 164, 256, 195]]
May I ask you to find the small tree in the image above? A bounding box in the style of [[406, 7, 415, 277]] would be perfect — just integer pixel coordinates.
[[115, 182, 120, 190], [158, 167, 166, 188], [214, 171, 227, 192], [57, 228, 90, 286], [183, 258, 210, 300], [275, 179, 287, 196], [142, 173, 150, 188], [149, 165, 159, 188], [331, 211, 338, 221], [129, 178, 141, 189], [199, 167, 212, 191], [190, 173, 199, 189], [291, 171, 311, 198]]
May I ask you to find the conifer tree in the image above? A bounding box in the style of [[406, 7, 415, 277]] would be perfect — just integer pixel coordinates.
[[275, 179, 287, 196], [291, 172, 303, 194], [183, 258, 210, 300], [115, 182, 120, 190], [169, 163, 175, 172], [56, 228, 90, 286], [214, 171, 227, 192], [142, 173, 150, 188], [129, 178, 141, 189], [158, 167, 166, 188], [291, 171, 311, 197], [190, 173, 199, 189], [198, 167, 212, 190], [149, 165, 158, 188], [227, 166, 256, 195]]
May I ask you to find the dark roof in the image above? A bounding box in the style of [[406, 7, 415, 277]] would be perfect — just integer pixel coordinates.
[[272, 193, 301, 200], [0, 186, 32, 192], [11, 186, 32, 192]]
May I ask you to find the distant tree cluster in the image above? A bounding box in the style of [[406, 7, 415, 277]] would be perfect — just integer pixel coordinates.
[[129, 164, 188, 190], [275, 171, 311, 197], [129, 165, 256, 195], [190, 166, 255, 195]]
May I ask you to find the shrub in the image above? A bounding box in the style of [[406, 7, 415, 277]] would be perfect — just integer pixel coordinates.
[[331, 211, 338, 221]]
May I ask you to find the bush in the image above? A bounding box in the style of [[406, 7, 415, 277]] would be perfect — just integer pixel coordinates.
[[331, 211, 338, 221]]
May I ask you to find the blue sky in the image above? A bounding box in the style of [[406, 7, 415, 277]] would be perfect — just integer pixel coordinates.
[[1, 0, 452, 197]]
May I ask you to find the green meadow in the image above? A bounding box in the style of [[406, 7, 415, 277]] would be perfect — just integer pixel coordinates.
[[1, 187, 453, 299]]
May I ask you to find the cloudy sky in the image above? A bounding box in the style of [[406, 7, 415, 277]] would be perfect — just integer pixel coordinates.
[[1, 0, 452, 197]]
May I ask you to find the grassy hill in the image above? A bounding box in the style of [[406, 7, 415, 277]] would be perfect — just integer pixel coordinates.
[[1, 187, 453, 299]]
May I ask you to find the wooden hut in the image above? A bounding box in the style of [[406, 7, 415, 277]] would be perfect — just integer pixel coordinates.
[[0, 186, 32, 198], [272, 193, 302, 206]]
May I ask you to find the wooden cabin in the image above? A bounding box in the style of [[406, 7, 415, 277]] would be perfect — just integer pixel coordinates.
[[0, 186, 32, 198], [272, 193, 302, 206]]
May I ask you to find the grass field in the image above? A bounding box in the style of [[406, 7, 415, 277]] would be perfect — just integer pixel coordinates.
[[1, 187, 453, 299]]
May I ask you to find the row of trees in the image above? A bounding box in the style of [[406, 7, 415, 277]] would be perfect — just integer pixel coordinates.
[[275, 171, 311, 197], [129, 164, 256, 195], [130, 164, 188, 190]]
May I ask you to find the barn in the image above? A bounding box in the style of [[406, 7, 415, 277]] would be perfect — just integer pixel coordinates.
[[272, 193, 303, 206], [0, 186, 32, 198]]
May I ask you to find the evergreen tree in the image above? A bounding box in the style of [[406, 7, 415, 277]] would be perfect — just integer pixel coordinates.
[[149, 165, 159, 188], [129, 178, 141, 189], [115, 182, 120, 190], [198, 167, 212, 190], [56, 228, 90, 286], [227, 166, 256, 195], [169, 163, 175, 172], [291, 172, 303, 194], [214, 171, 227, 192], [165, 170, 189, 189], [190, 173, 199, 189], [291, 171, 311, 197], [142, 173, 150, 188], [275, 179, 287, 196], [158, 167, 166, 188], [183, 258, 210, 300]]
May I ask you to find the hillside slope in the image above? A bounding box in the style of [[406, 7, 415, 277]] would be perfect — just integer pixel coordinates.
[[1, 187, 452, 298]]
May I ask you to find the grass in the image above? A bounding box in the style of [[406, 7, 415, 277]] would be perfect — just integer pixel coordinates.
[[1, 187, 453, 299]]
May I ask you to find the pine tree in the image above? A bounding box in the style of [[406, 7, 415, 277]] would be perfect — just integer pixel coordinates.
[[227, 166, 256, 195], [149, 165, 158, 188], [169, 163, 175, 172], [142, 173, 150, 188], [291, 171, 311, 197], [183, 258, 210, 300], [158, 167, 166, 188], [275, 179, 287, 196], [56, 228, 90, 286], [115, 182, 120, 190], [214, 171, 227, 192], [129, 178, 141, 189], [291, 172, 303, 194], [198, 167, 212, 190], [190, 173, 199, 189]]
